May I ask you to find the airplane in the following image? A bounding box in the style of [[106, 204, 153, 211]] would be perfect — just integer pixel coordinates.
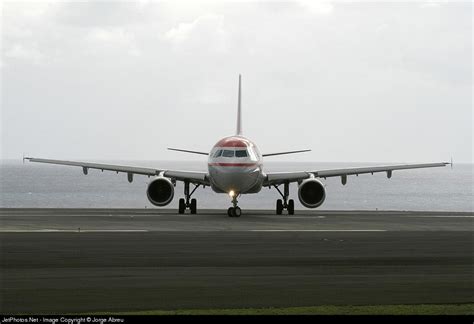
[[24, 75, 451, 217]]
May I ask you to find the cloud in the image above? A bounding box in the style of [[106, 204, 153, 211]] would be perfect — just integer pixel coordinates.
[[87, 27, 132, 44], [4, 25, 34, 39], [55, 2, 154, 27], [420, 1, 442, 9], [9, 2, 55, 18], [2, 2, 59, 66], [163, 14, 229, 52], [85, 27, 141, 57], [1, 0, 471, 163], [195, 89, 227, 105], [296, 0, 334, 15], [4, 44, 44, 64]]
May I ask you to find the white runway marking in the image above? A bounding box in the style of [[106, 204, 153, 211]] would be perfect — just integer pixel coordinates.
[[0, 229, 149, 232], [249, 229, 387, 232], [403, 215, 474, 218], [0, 229, 387, 233], [80, 230, 149, 232], [255, 216, 326, 219]]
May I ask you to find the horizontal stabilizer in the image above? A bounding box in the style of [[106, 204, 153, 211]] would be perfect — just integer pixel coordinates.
[[262, 149, 311, 157], [167, 148, 209, 156]]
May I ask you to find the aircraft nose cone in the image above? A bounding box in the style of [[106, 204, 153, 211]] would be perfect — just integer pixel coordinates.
[[209, 166, 260, 194]]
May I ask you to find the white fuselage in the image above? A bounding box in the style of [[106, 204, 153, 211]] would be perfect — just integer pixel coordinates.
[[208, 135, 264, 195]]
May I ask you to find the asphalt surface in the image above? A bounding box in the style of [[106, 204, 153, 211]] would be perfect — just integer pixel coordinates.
[[0, 208, 472, 314]]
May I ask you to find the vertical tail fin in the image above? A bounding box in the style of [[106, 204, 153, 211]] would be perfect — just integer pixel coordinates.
[[236, 74, 242, 135]]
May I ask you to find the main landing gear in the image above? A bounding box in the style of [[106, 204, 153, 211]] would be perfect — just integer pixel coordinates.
[[274, 182, 294, 215], [178, 181, 200, 214], [227, 193, 242, 217]]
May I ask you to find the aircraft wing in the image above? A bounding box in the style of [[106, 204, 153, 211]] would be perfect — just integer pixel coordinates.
[[264, 162, 450, 186], [24, 157, 209, 185]]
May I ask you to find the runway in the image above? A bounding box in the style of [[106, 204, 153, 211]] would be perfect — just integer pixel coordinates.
[[1, 208, 472, 232], [0, 208, 472, 314]]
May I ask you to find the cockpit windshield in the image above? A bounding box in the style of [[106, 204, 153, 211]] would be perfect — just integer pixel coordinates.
[[222, 150, 235, 158], [214, 149, 250, 158], [235, 150, 248, 158]]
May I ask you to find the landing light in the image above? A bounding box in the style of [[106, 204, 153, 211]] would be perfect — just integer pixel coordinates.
[[229, 190, 235, 197]]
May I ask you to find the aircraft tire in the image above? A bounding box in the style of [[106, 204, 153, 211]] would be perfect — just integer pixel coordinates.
[[288, 199, 295, 215], [190, 198, 197, 214], [276, 199, 283, 215], [178, 198, 185, 214], [233, 207, 242, 217]]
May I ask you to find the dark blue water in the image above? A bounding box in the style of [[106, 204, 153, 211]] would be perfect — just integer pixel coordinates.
[[1, 160, 472, 211]]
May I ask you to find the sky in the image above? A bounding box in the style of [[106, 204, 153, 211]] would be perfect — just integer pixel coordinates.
[[1, 0, 472, 163]]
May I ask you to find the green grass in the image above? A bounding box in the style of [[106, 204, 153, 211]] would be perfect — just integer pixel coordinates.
[[88, 303, 474, 315]]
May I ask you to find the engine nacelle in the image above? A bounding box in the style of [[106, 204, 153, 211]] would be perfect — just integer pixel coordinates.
[[146, 177, 174, 206], [298, 178, 326, 208]]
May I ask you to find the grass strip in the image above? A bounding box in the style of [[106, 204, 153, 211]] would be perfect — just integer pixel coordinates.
[[87, 303, 474, 315]]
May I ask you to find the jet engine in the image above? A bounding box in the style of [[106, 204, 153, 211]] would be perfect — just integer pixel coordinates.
[[146, 177, 174, 206], [298, 178, 326, 208]]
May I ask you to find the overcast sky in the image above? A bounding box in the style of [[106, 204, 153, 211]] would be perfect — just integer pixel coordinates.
[[1, 0, 472, 163]]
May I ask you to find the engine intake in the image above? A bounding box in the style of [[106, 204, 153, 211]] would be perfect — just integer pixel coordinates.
[[298, 178, 326, 208], [147, 177, 174, 206]]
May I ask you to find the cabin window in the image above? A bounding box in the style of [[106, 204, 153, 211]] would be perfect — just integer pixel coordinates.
[[235, 150, 248, 158], [222, 150, 235, 157]]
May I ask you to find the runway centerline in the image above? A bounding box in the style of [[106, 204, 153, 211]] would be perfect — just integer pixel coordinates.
[[249, 229, 387, 232]]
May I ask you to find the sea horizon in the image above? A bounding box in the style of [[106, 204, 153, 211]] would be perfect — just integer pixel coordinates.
[[1, 160, 472, 212]]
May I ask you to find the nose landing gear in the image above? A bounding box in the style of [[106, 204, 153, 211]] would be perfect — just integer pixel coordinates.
[[227, 206, 242, 217], [178, 181, 200, 214], [274, 181, 295, 215], [227, 193, 241, 217]]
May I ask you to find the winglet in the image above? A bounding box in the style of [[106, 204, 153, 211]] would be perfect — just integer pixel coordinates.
[[23, 154, 34, 164], [450, 157, 453, 169], [236, 74, 242, 135]]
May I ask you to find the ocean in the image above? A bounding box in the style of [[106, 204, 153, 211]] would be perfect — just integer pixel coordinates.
[[0, 160, 472, 212]]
